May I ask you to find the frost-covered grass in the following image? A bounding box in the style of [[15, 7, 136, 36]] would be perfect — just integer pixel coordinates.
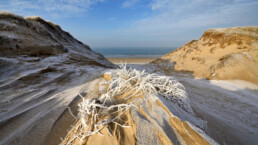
[[108, 64, 191, 112], [63, 64, 191, 144]]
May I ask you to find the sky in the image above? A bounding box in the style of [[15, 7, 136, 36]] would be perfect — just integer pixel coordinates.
[[1, 0, 258, 48]]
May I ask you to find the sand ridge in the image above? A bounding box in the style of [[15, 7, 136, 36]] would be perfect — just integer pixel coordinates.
[[155, 26, 258, 84], [60, 68, 217, 145]]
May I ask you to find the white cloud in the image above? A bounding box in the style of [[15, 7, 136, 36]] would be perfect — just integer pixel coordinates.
[[127, 0, 258, 36], [88, 0, 258, 47], [122, 0, 140, 8], [0, 0, 105, 17], [151, 0, 171, 10]]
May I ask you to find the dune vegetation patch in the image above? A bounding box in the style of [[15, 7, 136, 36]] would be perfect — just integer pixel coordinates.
[[61, 64, 190, 145]]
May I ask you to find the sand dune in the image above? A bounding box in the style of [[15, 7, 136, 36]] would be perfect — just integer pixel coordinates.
[[60, 66, 217, 145], [1, 12, 256, 145], [131, 63, 258, 145], [148, 26, 258, 145], [0, 12, 114, 145], [0, 12, 216, 145], [154, 26, 258, 84]]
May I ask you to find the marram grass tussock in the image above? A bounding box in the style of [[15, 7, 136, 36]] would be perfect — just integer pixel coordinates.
[[62, 64, 191, 145]]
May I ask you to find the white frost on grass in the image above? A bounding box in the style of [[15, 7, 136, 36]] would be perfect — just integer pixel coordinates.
[[109, 64, 192, 113], [63, 64, 191, 144]]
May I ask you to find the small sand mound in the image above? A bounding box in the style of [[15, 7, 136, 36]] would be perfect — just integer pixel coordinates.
[[61, 65, 217, 145]]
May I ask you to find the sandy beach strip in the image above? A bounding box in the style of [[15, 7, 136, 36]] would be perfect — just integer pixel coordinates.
[[108, 58, 157, 64]]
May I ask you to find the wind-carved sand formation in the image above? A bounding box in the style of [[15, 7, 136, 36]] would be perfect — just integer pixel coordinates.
[[0, 12, 257, 145], [154, 27, 258, 84], [0, 12, 115, 145], [60, 65, 217, 145]]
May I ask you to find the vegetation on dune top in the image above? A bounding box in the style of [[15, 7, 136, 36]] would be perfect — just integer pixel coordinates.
[[62, 64, 190, 145]]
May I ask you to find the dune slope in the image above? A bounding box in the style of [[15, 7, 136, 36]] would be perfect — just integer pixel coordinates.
[[0, 12, 115, 145], [60, 66, 217, 145], [157, 26, 258, 84]]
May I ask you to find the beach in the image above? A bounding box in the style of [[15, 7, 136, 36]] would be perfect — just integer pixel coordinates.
[[108, 57, 156, 64]]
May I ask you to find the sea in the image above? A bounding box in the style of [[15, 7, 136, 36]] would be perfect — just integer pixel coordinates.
[[92, 47, 177, 58]]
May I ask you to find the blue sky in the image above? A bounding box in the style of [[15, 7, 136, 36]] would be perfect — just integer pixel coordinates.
[[1, 0, 258, 48]]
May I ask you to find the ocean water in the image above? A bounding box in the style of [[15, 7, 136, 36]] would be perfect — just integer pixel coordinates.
[[92, 47, 177, 58]]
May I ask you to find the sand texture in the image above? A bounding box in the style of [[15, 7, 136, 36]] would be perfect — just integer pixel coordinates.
[[0, 12, 114, 145], [154, 26, 258, 84], [60, 69, 217, 145], [130, 64, 258, 145]]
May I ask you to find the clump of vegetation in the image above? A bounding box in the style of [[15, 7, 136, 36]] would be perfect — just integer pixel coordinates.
[[63, 64, 190, 145], [0, 11, 24, 21]]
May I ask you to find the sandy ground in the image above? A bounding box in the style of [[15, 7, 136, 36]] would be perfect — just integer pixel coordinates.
[[1, 60, 257, 145], [108, 58, 156, 64], [60, 71, 217, 145], [130, 64, 258, 145]]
